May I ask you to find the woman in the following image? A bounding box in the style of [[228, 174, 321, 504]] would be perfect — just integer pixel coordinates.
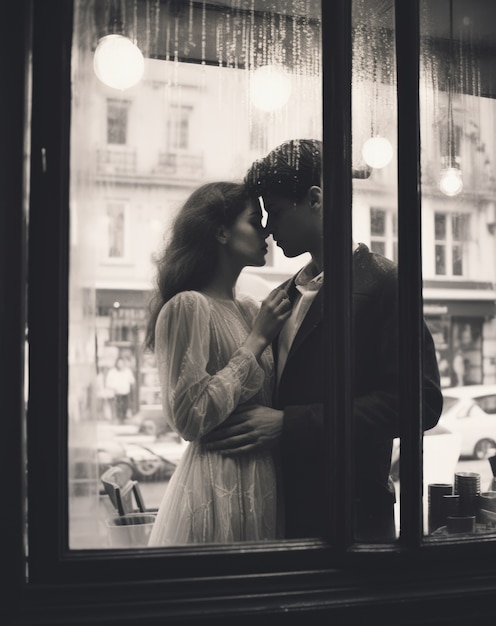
[[144, 181, 291, 545]]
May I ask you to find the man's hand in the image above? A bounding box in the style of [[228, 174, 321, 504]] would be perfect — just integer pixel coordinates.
[[202, 405, 283, 454]]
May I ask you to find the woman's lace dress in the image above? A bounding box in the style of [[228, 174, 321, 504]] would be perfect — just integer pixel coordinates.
[[148, 290, 280, 545]]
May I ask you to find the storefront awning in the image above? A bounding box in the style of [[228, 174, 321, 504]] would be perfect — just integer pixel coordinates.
[[424, 300, 496, 317]]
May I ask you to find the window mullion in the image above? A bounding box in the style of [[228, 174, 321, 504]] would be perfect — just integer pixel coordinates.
[[27, 0, 73, 580], [395, 0, 424, 548], [322, 0, 354, 547]]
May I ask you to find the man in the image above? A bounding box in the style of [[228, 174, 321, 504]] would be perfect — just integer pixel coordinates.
[[205, 139, 443, 542]]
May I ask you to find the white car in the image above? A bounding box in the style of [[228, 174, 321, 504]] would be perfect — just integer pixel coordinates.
[[438, 384, 496, 460]]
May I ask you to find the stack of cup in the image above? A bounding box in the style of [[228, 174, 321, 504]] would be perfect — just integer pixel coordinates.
[[446, 514, 476, 534], [454, 471, 481, 517], [428, 483, 453, 533], [478, 491, 496, 526]]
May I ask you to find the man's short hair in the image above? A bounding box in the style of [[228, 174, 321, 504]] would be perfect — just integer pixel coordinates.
[[244, 139, 322, 200]]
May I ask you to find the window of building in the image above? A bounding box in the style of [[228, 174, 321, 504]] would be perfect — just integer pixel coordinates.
[[107, 99, 129, 145], [370, 207, 398, 262], [434, 212, 470, 276], [166, 104, 192, 151]]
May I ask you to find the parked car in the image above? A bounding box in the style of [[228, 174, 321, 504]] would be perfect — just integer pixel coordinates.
[[392, 384, 496, 477], [438, 384, 496, 460]]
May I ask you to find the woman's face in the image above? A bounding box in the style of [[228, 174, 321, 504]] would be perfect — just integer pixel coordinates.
[[224, 199, 268, 268]]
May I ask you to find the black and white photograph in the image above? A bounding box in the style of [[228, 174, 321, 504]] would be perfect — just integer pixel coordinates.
[[4, 1, 496, 624]]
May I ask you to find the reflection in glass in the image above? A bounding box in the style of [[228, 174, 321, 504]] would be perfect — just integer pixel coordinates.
[[68, 0, 322, 549], [421, 0, 496, 539]]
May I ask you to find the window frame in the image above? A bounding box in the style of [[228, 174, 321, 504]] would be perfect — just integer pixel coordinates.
[[6, 0, 496, 624]]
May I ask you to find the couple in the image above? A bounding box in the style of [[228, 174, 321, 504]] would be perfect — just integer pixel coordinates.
[[145, 139, 443, 546]]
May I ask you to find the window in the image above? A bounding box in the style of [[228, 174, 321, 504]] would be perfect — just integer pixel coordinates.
[[8, 0, 496, 624], [107, 99, 129, 145], [68, 0, 324, 551], [166, 104, 192, 151], [434, 212, 470, 276], [370, 207, 398, 262]]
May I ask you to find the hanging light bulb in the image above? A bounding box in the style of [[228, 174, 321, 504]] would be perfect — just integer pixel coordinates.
[[439, 165, 463, 196], [250, 65, 292, 112], [361, 136, 394, 169], [439, 0, 463, 197], [439, 92, 463, 196], [93, 34, 145, 90]]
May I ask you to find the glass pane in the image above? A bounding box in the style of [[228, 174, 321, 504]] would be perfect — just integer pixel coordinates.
[[435, 244, 447, 275], [435, 213, 447, 240], [421, 0, 496, 540], [68, 0, 322, 549], [352, 0, 400, 542]]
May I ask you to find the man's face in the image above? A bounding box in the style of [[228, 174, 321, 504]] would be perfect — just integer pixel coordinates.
[[262, 190, 317, 258]]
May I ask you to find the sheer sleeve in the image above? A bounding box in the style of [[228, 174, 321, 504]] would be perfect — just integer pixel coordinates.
[[154, 291, 265, 441]]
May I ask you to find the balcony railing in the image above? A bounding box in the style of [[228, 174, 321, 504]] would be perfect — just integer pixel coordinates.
[[96, 148, 204, 180], [96, 147, 137, 176], [155, 151, 204, 178]]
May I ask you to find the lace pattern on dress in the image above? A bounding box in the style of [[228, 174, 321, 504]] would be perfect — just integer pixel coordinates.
[[148, 290, 278, 545]]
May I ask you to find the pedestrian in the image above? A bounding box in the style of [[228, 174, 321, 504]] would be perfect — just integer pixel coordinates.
[[105, 357, 135, 424]]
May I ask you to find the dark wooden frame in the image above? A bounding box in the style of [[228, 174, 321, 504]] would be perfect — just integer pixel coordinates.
[[5, 1, 496, 624]]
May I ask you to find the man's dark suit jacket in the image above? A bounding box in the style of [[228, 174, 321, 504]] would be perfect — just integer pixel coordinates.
[[274, 243, 443, 541]]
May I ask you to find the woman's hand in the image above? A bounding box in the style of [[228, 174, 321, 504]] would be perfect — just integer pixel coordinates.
[[244, 288, 292, 359]]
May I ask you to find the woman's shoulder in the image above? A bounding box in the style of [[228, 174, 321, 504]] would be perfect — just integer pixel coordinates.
[[171, 290, 209, 304], [158, 291, 210, 321]]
